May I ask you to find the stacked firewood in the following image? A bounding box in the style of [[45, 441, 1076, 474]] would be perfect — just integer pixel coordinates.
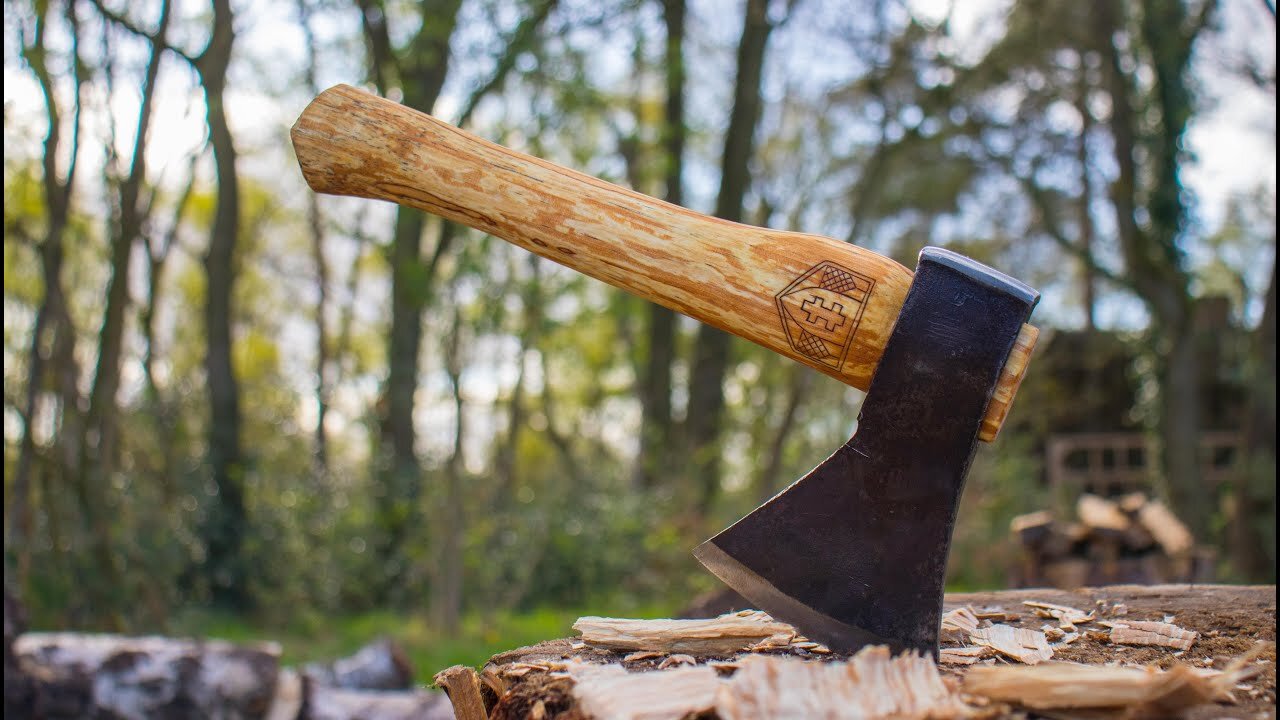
[[1010, 493, 1215, 588]]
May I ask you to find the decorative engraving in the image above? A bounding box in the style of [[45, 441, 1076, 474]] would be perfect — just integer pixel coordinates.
[[776, 262, 875, 368]]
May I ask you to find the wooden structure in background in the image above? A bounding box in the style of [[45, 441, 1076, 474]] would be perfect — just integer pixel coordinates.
[[1046, 431, 1245, 499]]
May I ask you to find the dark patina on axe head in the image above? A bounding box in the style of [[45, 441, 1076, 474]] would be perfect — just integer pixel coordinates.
[[695, 247, 1039, 655]]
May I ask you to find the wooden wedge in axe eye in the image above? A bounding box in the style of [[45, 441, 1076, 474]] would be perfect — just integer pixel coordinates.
[[292, 85, 1041, 656]]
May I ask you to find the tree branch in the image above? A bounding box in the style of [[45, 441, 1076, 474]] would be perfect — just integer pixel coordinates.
[[456, 0, 559, 127]]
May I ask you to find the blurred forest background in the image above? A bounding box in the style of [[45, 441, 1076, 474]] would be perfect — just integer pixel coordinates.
[[3, 0, 1276, 673]]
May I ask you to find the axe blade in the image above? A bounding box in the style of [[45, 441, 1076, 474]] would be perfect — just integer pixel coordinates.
[[695, 247, 1039, 655]]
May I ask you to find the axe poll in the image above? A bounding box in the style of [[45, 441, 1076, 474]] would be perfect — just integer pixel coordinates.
[[293, 84, 1040, 655]]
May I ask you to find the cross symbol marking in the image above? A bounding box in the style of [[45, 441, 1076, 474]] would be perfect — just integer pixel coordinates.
[[801, 296, 846, 331]]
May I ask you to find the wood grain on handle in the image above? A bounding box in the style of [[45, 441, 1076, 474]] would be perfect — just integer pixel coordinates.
[[291, 84, 1030, 441]]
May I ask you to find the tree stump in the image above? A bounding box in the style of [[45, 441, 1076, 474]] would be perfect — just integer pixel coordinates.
[[453, 585, 1275, 720]]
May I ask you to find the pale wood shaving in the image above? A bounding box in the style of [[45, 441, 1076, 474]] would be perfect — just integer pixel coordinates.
[[1103, 620, 1198, 650], [573, 612, 795, 655], [1024, 601, 1094, 631], [716, 647, 975, 720], [567, 662, 720, 720], [973, 608, 1009, 621], [940, 606, 981, 644], [969, 624, 1054, 665], [657, 654, 696, 669], [963, 647, 1268, 714], [622, 651, 664, 663], [940, 646, 995, 666], [1042, 626, 1066, 641]]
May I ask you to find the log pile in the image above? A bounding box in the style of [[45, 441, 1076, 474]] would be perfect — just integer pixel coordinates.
[[1010, 493, 1215, 588], [2, 587, 451, 720]]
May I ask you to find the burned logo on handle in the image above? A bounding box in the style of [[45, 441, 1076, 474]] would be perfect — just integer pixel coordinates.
[[776, 262, 875, 368]]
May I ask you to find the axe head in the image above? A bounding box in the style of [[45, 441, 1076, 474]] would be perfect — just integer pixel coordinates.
[[695, 247, 1038, 655]]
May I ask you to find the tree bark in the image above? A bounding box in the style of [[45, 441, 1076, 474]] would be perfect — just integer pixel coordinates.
[[686, 0, 773, 513]]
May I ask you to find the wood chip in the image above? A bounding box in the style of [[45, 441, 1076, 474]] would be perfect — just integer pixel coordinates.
[[1042, 626, 1066, 641], [657, 654, 696, 669], [623, 651, 664, 663], [716, 647, 975, 719], [963, 650, 1265, 714], [433, 665, 487, 720], [568, 663, 721, 720], [573, 612, 795, 655], [973, 608, 1009, 621], [939, 646, 995, 666], [1024, 601, 1094, 631], [1104, 620, 1198, 650], [940, 606, 981, 644], [969, 624, 1054, 665]]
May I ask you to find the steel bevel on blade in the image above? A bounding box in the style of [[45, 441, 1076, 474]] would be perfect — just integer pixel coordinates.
[[696, 247, 1039, 655]]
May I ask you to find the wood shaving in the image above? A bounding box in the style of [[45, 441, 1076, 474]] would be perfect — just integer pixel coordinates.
[[1024, 601, 1094, 631], [717, 646, 975, 720], [940, 646, 995, 666], [969, 624, 1054, 665], [940, 606, 981, 644], [963, 646, 1268, 714], [568, 662, 720, 720], [574, 612, 795, 655], [658, 654, 697, 669], [623, 651, 664, 663], [1103, 620, 1198, 650]]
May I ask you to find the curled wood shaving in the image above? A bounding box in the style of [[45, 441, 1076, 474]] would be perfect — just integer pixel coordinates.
[[940, 606, 981, 644], [1024, 601, 1094, 631], [1102, 620, 1198, 650], [969, 625, 1054, 665]]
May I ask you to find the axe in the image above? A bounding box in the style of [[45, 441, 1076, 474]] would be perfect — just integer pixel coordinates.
[[292, 85, 1040, 655]]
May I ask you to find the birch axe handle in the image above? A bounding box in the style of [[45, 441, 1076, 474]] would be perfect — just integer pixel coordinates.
[[292, 84, 1034, 442]]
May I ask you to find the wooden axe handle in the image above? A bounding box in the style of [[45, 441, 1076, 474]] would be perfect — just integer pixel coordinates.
[[292, 84, 1033, 442]]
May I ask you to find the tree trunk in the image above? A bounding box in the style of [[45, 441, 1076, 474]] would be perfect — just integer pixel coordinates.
[[434, 308, 466, 636], [195, 0, 248, 610], [298, 0, 330, 474], [1095, 0, 1207, 540], [635, 0, 686, 491], [685, 0, 773, 514], [366, 0, 463, 601], [11, 0, 87, 609], [1233, 257, 1277, 581]]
